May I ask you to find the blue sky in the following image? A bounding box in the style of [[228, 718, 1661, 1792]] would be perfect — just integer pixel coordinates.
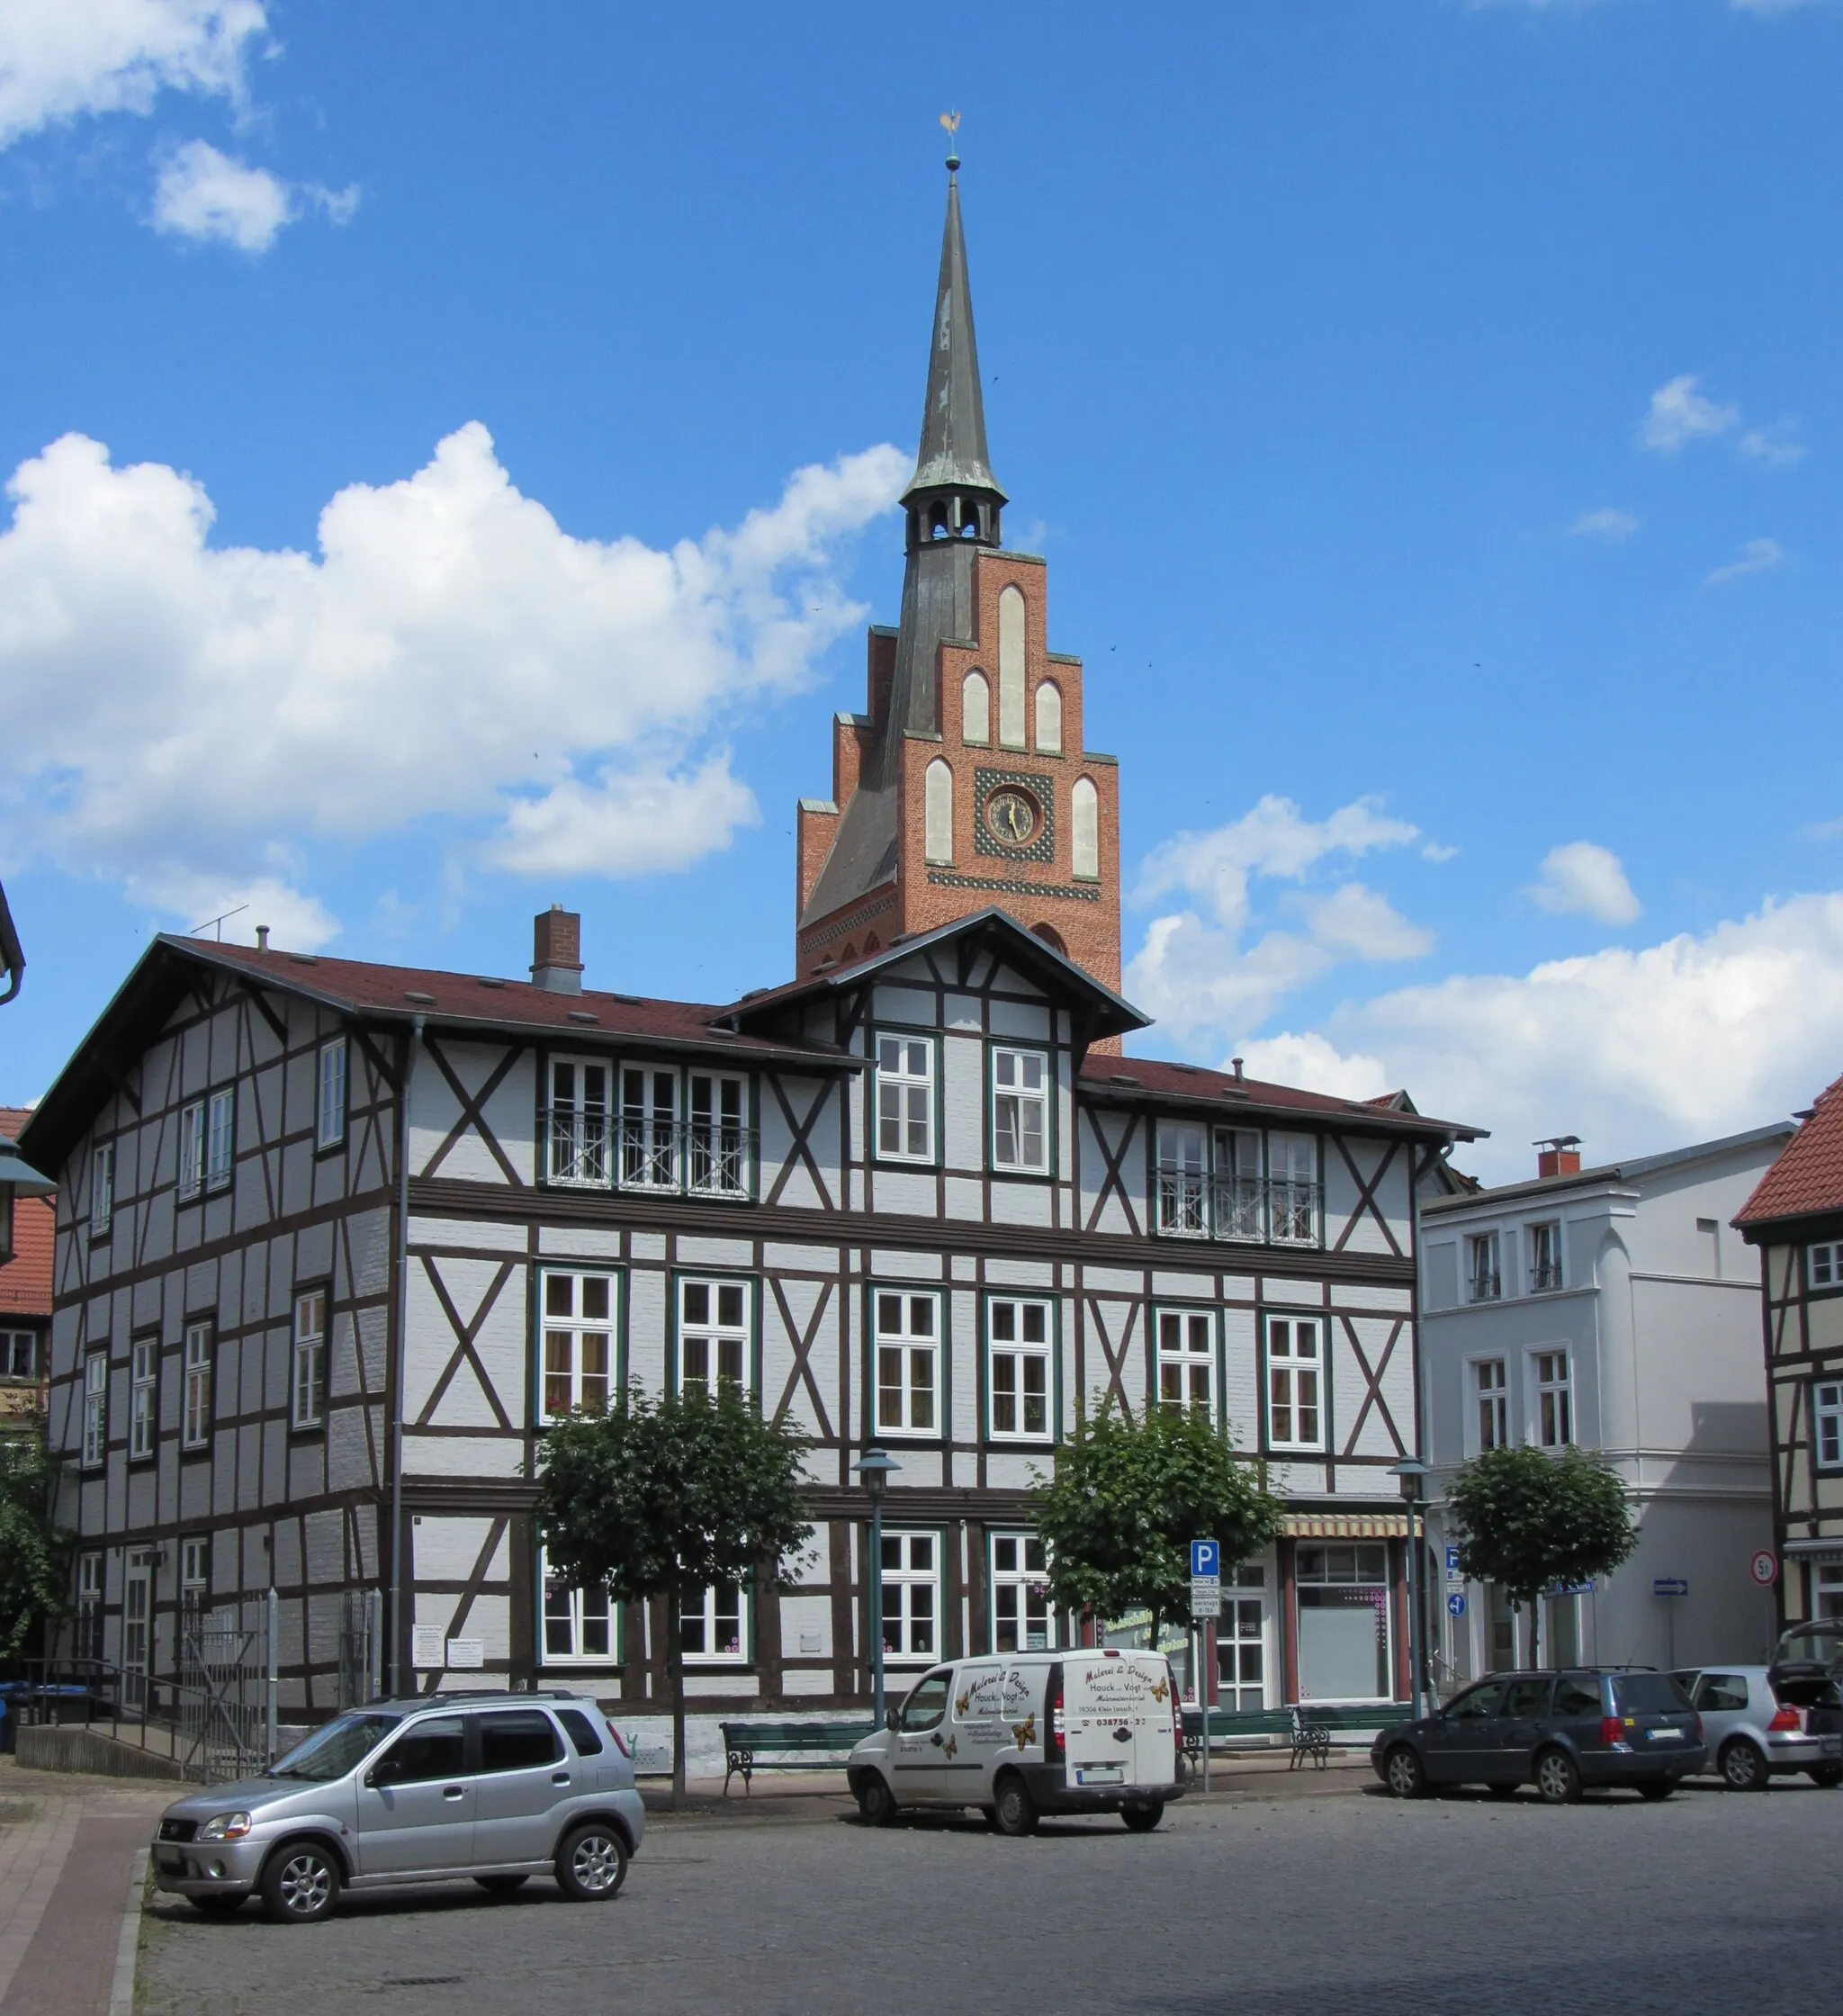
[[3, 0, 1842, 1178]]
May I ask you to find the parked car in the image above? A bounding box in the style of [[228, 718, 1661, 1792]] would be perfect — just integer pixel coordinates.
[[1670, 1667, 1843, 1789], [1371, 1669, 1706, 1804], [847, 1648, 1182, 1834], [1767, 1622, 1843, 1715], [150, 1691, 643, 1923]]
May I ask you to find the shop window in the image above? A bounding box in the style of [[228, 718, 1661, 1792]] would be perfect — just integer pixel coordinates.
[[1294, 1544, 1391, 1703]]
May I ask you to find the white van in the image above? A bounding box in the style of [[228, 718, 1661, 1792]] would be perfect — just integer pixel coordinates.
[[846, 1649, 1182, 1834]]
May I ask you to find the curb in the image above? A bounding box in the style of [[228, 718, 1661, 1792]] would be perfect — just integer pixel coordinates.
[[108, 1845, 148, 2016]]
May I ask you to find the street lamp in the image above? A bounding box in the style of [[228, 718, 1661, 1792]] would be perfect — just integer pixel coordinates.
[[1390, 1458, 1432, 1719], [852, 1448, 901, 1727]]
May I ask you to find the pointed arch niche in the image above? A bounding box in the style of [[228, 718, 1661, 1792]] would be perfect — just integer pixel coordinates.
[[1034, 680, 1062, 754], [924, 760, 955, 864], [962, 670, 991, 745], [998, 586, 1027, 749], [1071, 776, 1100, 880]]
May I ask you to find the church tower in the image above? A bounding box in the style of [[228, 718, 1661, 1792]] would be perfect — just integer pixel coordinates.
[[795, 151, 1123, 994]]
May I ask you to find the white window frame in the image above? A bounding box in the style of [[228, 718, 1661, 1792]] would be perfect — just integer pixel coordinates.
[[2, 1329, 34, 1380], [177, 1100, 205, 1202], [90, 1141, 114, 1238], [1155, 1122, 1209, 1238], [1265, 1317, 1323, 1452], [181, 1319, 212, 1451], [317, 1037, 348, 1151], [879, 1529, 940, 1664], [986, 1296, 1053, 1443], [1533, 1348, 1572, 1449], [129, 1336, 157, 1462], [620, 1064, 679, 1191], [76, 1551, 104, 1660], [546, 1056, 611, 1187], [1473, 1356, 1508, 1453], [990, 1532, 1056, 1652], [1813, 1380, 1843, 1471], [82, 1351, 108, 1467], [1217, 1584, 1270, 1712], [540, 1269, 619, 1421], [676, 1276, 751, 1398], [1468, 1230, 1502, 1303], [205, 1087, 236, 1193], [680, 1580, 749, 1663], [1810, 1241, 1843, 1292], [1214, 1126, 1265, 1241], [874, 1033, 936, 1165], [990, 1046, 1049, 1175], [873, 1288, 939, 1438], [180, 1534, 211, 1610], [541, 1551, 618, 1664], [686, 1070, 750, 1198], [292, 1287, 328, 1431], [1268, 1132, 1320, 1246], [1528, 1220, 1562, 1294], [1155, 1308, 1215, 1419]]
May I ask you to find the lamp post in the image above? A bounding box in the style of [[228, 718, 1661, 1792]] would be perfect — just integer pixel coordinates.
[[1390, 1458, 1432, 1718], [853, 1448, 901, 1727]]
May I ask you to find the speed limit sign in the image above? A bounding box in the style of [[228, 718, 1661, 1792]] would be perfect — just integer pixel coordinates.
[[1749, 1549, 1778, 1588]]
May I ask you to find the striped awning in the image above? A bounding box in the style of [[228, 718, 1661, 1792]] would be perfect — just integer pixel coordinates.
[[1282, 1511, 1409, 1540]]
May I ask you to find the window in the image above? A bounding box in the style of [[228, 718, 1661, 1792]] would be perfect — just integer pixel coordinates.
[[1815, 1381, 1843, 1470], [1294, 1544, 1391, 1702], [678, 1278, 749, 1397], [317, 1038, 348, 1150], [548, 1058, 610, 1186], [206, 1088, 236, 1192], [1810, 1241, 1843, 1292], [620, 1066, 678, 1190], [177, 1101, 204, 1202], [924, 759, 954, 865], [1533, 1350, 1572, 1448], [988, 1298, 1052, 1440], [478, 1710, 561, 1772], [129, 1336, 157, 1461], [681, 1581, 747, 1661], [687, 1072, 748, 1197], [1155, 1123, 1209, 1237], [543, 1554, 616, 1662], [542, 1270, 617, 1419], [180, 1535, 210, 1610], [875, 1035, 934, 1163], [1474, 1358, 1507, 1452], [991, 1534, 1054, 1652], [90, 1142, 114, 1238], [875, 1291, 939, 1436], [2, 1330, 33, 1381], [1156, 1310, 1213, 1418], [82, 1351, 108, 1466], [1266, 1318, 1322, 1450], [1468, 1231, 1502, 1303], [1034, 680, 1062, 754], [1696, 1216, 1722, 1279], [1818, 1564, 1843, 1623], [1216, 1592, 1266, 1712], [900, 1670, 950, 1727], [1529, 1221, 1561, 1293], [962, 669, 990, 744], [1215, 1127, 1264, 1240], [991, 1048, 1048, 1174], [376, 1715, 465, 1785], [556, 1708, 604, 1755], [880, 1531, 939, 1661], [292, 1287, 328, 1430], [1071, 776, 1099, 880], [1269, 1134, 1319, 1246], [181, 1320, 212, 1450], [76, 1552, 103, 1661], [998, 585, 1027, 747]]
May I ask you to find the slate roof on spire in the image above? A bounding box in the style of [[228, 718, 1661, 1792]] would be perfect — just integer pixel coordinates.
[[903, 172, 1005, 506]]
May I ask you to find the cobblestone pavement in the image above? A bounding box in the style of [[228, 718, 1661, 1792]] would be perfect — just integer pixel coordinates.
[[138, 1776, 1843, 2016]]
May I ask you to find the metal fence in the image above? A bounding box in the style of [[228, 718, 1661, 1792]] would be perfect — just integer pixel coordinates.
[[176, 1593, 276, 1783]]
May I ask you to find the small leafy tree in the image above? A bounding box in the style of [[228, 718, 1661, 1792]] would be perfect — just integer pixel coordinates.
[[1030, 1400, 1284, 1662], [1446, 1445, 1636, 1665], [0, 1414, 68, 1670], [537, 1384, 811, 1805]]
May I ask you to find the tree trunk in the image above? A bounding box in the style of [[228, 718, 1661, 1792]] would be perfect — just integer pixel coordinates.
[[667, 1572, 687, 1810], [1527, 1595, 1541, 1670]]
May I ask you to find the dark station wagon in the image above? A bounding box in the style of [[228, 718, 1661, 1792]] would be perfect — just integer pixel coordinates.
[[1372, 1669, 1706, 1804]]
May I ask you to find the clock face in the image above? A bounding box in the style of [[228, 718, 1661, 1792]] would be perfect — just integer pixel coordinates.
[[984, 788, 1039, 847]]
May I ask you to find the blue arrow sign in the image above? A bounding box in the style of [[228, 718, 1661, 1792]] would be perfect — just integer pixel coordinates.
[[1191, 1539, 1220, 1580], [1652, 1577, 1688, 1598], [1447, 1592, 1467, 1617]]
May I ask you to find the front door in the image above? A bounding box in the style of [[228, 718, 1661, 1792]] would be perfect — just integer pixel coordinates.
[[890, 1670, 954, 1803], [472, 1708, 573, 1866], [355, 1713, 474, 1876], [943, 1664, 1014, 1803], [1421, 1679, 1505, 1785], [122, 1557, 152, 1713]]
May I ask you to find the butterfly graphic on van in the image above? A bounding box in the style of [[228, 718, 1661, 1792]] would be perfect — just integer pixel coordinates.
[[943, 1733, 958, 1760], [1011, 1714, 1037, 1750], [1149, 1678, 1170, 1705]]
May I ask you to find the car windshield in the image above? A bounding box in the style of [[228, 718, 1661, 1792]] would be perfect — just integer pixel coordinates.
[[1612, 1673, 1690, 1715], [268, 1712, 400, 1780]]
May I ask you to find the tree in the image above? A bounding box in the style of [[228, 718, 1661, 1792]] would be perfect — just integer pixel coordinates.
[[1030, 1401, 1284, 1662], [0, 1414, 67, 1670], [536, 1384, 811, 1805], [1445, 1445, 1636, 1665]]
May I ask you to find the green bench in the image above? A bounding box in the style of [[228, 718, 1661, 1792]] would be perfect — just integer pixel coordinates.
[[1181, 1703, 1411, 1772], [718, 1719, 877, 1796]]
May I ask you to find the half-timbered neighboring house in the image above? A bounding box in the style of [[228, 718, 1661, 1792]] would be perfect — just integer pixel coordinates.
[[18, 162, 1479, 1741]]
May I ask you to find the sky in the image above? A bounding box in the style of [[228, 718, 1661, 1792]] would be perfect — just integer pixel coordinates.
[[2, 0, 1842, 1182]]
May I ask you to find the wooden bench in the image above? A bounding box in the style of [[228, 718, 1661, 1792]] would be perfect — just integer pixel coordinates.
[[718, 1719, 876, 1796], [1180, 1703, 1411, 1774]]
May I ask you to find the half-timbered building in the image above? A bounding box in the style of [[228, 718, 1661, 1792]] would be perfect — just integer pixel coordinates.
[[20, 160, 1479, 1740]]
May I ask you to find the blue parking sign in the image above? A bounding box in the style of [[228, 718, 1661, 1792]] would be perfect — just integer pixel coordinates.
[[1191, 1539, 1219, 1579], [1447, 1592, 1466, 1617]]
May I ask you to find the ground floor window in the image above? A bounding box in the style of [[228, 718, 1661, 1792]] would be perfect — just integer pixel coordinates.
[[76, 1552, 103, 1662], [180, 1536, 211, 1611], [1817, 1564, 1843, 1623], [680, 1582, 747, 1662], [880, 1530, 939, 1662], [1216, 1564, 1268, 1711], [543, 1558, 616, 1663], [1294, 1544, 1391, 1702], [1487, 1583, 1518, 1670], [990, 1533, 1053, 1652]]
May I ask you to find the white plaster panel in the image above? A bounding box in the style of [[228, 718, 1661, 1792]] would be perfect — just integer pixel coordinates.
[[539, 1224, 624, 1258], [869, 1248, 944, 1282], [943, 992, 983, 1031], [625, 1266, 669, 1390], [951, 1290, 981, 1444], [684, 1672, 760, 1697], [871, 1170, 938, 1218], [874, 986, 937, 1029], [1083, 1265, 1141, 1296], [400, 1431, 525, 1477], [950, 1254, 976, 1282], [1266, 1461, 1326, 1496], [781, 1669, 832, 1696], [988, 1183, 1053, 1229], [676, 1236, 753, 1270], [766, 1242, 840, 1274], [784, 1529, 830, 1587], [409, 1216, 518, 1254], [942, 1038, 984, 1171], [629, 1231, 666, 1262], [414, 1516, 508, 1583], [1332, 1282, 1413, 1314], [1152, 1270, 1216, 1301], [1264, 1278, 1326, 1310], [986, 1256, 1054, 1291], [984, 1453, 1044, 1491], [780, 1595, 832, 1659], [944, 1176, 984, 1221], [988, 997, 1051, 1042]]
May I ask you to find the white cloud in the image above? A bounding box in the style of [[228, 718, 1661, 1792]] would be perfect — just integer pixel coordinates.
[[1706, 536, 1785, 585], [152, 138, 289, 250], [1639, 374, 1740, 454], [0, 0, 267, 149], [1233, 1031, 1389, 1104], [0, 425, 908, 934], [1527, 842, 1641, 924], [1738, 420, 1807, 466], [1568, 507, 1639, 543]]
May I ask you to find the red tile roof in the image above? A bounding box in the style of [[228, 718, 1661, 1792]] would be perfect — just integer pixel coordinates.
[[1079, 1057, 1475, 1136], [0, 1108, 53, 1320], [1735, 1073, 1843, 1228]]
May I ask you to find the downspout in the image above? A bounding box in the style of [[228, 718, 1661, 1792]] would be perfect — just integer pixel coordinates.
[[388, 1014, 425, 1696]]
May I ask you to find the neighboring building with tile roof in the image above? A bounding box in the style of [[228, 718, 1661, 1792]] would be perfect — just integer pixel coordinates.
[[0, 1107, 52, 1418]]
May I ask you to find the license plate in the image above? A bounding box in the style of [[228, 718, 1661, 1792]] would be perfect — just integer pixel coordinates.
[[156, 1849, 183, 1870], [1647, 1728, 1683, 1742], [1821, 1738, 1842, 1756], [1075, 1765, 1124, 1785]]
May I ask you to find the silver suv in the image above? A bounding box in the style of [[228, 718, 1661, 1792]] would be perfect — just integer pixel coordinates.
[[151, 1691, 643, 1923]]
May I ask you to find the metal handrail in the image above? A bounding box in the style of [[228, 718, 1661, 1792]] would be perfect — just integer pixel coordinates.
[[542, 1112, 756, 1200], [1154, 1174, 1325, 1248]]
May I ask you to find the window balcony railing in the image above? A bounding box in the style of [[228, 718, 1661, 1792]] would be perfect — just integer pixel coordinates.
[[1154, 1174, 1324, 1249], [542, 1111, 755, 1201], [1530, 1262, 1563, 1294], [1469, 1271, 1502, 1303]]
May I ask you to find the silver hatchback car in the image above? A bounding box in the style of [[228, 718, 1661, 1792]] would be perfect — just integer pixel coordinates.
[[152, 1691, 644, 1923], [1671, 1667, 1843, 1791]]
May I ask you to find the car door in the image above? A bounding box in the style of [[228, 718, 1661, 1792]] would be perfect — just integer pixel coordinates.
[[890, 1670, 954, 1803], [946, 1664, 1012, 1804], [1687, 1672, 1747, 1760], [1490, 1677, 1554, 1783], [1419, 1681, 1506, 1785], [354, 1713, 474, 1876], [472, 1708, 574, 1867]]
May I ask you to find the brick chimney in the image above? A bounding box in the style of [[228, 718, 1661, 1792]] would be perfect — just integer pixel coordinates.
[[530, 905, 583, 994], [1535, 1135, 1582, 1180]]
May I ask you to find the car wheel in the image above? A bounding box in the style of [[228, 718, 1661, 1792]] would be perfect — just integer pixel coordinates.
[[474, 1874, 530, 1895], [1721, 1739, 1768, 1791], [857, 1774, 898, 1827], [1120, 1801, 1164, 1832], [260, 1841, 341, 1925], [1637, 1780, 1676, 1802], [554, 1822, 628, 1903], [1534, 1749, 1582, 1805], [1383, 1745, 1427, 1799], [189, 1893, 246, 1915], [1807, 1764, 1842, 1788], [992, 1773, 1039, 1837]]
